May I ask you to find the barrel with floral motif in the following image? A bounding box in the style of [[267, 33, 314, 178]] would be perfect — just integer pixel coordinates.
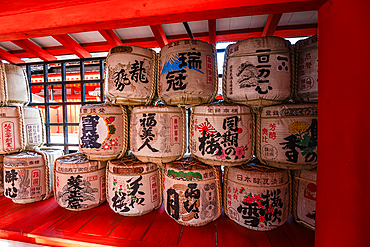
[[159, 40, 218, 106], [3, 151, 50, 204], [256, 103, 318, 170], [78, 104, 128, 161], [163, 157, 222, 226], [106, 45, 157, 105], [223, 37, 292, 107], [224, 163, 291, 231], [54, 153, 107, 211], [190, 103, 254, 166], [107, 155, 161, 216]]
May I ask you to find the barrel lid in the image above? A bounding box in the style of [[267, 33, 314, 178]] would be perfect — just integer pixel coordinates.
[[0, 106, 21, 117], [23, 106, 42, 119], [160, 39, 214, 56], [55, 153, 106, 172], [132, 105, 182, 114], [165, 157, 215, 181], [193, 102, 251, 115], [107, 45, 155, 57], [3, 151, 44, 168], [298, 168, 317, 182], [108, 155, 157, 175], [261, 103, 318, 118], [296, 34, 318, 50], [79, 103, 124, 115], [228, 161, 289, 187]]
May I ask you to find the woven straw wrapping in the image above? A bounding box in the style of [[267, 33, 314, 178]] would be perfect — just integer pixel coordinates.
[[158, 39, 218, 106], [292, 169, 316, 230], [105, 45, 157, 106], [222, 37, 293, 107], [54, 153, 107, 211], [3, 151, 51, 204], [130, 105, 186, 166], [255, 103, 318, 170], [106, 155, 162, 216], [0, 62, 30, 106], [0, 106, 26, 154], [78, 104, 128, 161], [294, 35, 318, 103], [190, 103, 255, 166], [0, 155, 4, 196], [163, 157, 222, 227], [224, 163, 291, 231]]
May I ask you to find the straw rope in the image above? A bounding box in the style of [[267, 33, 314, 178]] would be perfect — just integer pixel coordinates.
[[32, 149, 51, 200]]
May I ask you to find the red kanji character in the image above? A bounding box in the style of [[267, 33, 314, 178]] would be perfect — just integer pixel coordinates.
[[269, 132, 276, 140], [262, 136, 268, 143], [269, 123, 276, 131], [262, 128, 268, 135]]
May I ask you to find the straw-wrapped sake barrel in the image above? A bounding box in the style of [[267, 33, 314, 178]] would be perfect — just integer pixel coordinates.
[[78, 104, 128, 161], [163, 157, 222, 226], [106, 45, 157, 105], [223, 37, 292, 107], [256, 103, 318, 170], [158, 40, 217, 106], [107, 155, 161, 216], [0, 62, 30, 106], [0, 155, 3, 196], [54, 153, 106, 211], [295, 35, 318, 102], [224, 162, 291, 231], [3, 151, 51, 203], [0, 106, 44, 154], [292, 169, 316, 230], [130, 105, 186, 165], [190, 103, 254, 166]]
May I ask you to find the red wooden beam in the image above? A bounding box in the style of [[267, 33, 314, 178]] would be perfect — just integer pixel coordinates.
[[98, 30, 123, 47], [12, 39, 56, 61], [0, 0, 326, 42], [52, 34, 92, 58], [150, 25, 168, 48], [208, 19, 217, 45], [0, 47, 24, 64], [262, 13, 283, 37]]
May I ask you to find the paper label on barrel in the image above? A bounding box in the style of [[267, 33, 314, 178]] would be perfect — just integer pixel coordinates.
[[226, 180, 289, 230], [1, 121, 16, 151], [131, 112, 183, 158], [164, 175, 219, 225], [26, 124, 42, 145], [79, 111, 123, 156], [297, 179, 316, 226], [191, 107, 253, 163], [3, 167, 46, 199], [55, 169, 105, 209], [108, 172, 160, 215], [260, 117, 317, 164]]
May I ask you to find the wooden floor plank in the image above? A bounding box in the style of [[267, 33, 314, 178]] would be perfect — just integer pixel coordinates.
[[141, 205, 183, 246], [177, 219, 217, 247], [283, 216, 315, 247], [266, 223, 295, 247]]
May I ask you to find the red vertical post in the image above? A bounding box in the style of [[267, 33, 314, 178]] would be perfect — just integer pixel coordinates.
[[317, 0, 370, 246]]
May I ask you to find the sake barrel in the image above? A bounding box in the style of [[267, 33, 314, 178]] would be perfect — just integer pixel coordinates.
[[0, 155, 3, 196], [256, 103, 318, 170], [106, 45, 157, 105], [163, 157, 222, 226], [223, 37, 292, 107], [295, 35, 318, 102], [107, 155, 161, 216], [292, 169, 316, 230], [130, 105, 186, 165], [0, 106, 44, 154], [78, 104, 128, 161], [158, 40, 217, 106], [224, 162, 291, 231], [190, 103, 254, 166], [3, 151, 51, 203], [0, 62, 30, 106], [54, 153, 106, 211]]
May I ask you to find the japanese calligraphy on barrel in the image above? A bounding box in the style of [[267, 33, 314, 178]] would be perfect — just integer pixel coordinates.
[[190, 103, 254, 166], [163, 157, 222, 226], [223, 37, 292, 107], [107, 155, 161, 216], [0, 155, 3, 196], [256, 103, 318, 170], [54, 153, 106, 211], [0, 62, 30, 106], [158, 40, 218, 106], [0, 106, 45, 154], [295, 35, 318, 102], [3, 151, 51, 203], [292, 168, 316, 230], [130, 105, 185, 165], [78, 104, 128, 161], [224, 163, 291, 231], [106, 45, 157, 105]]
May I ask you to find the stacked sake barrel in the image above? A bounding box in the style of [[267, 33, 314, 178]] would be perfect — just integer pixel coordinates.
[[0, 62, 61, 204]]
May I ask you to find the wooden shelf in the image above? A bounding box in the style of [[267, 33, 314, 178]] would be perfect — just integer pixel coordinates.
[[0, 196, 314, 246]]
